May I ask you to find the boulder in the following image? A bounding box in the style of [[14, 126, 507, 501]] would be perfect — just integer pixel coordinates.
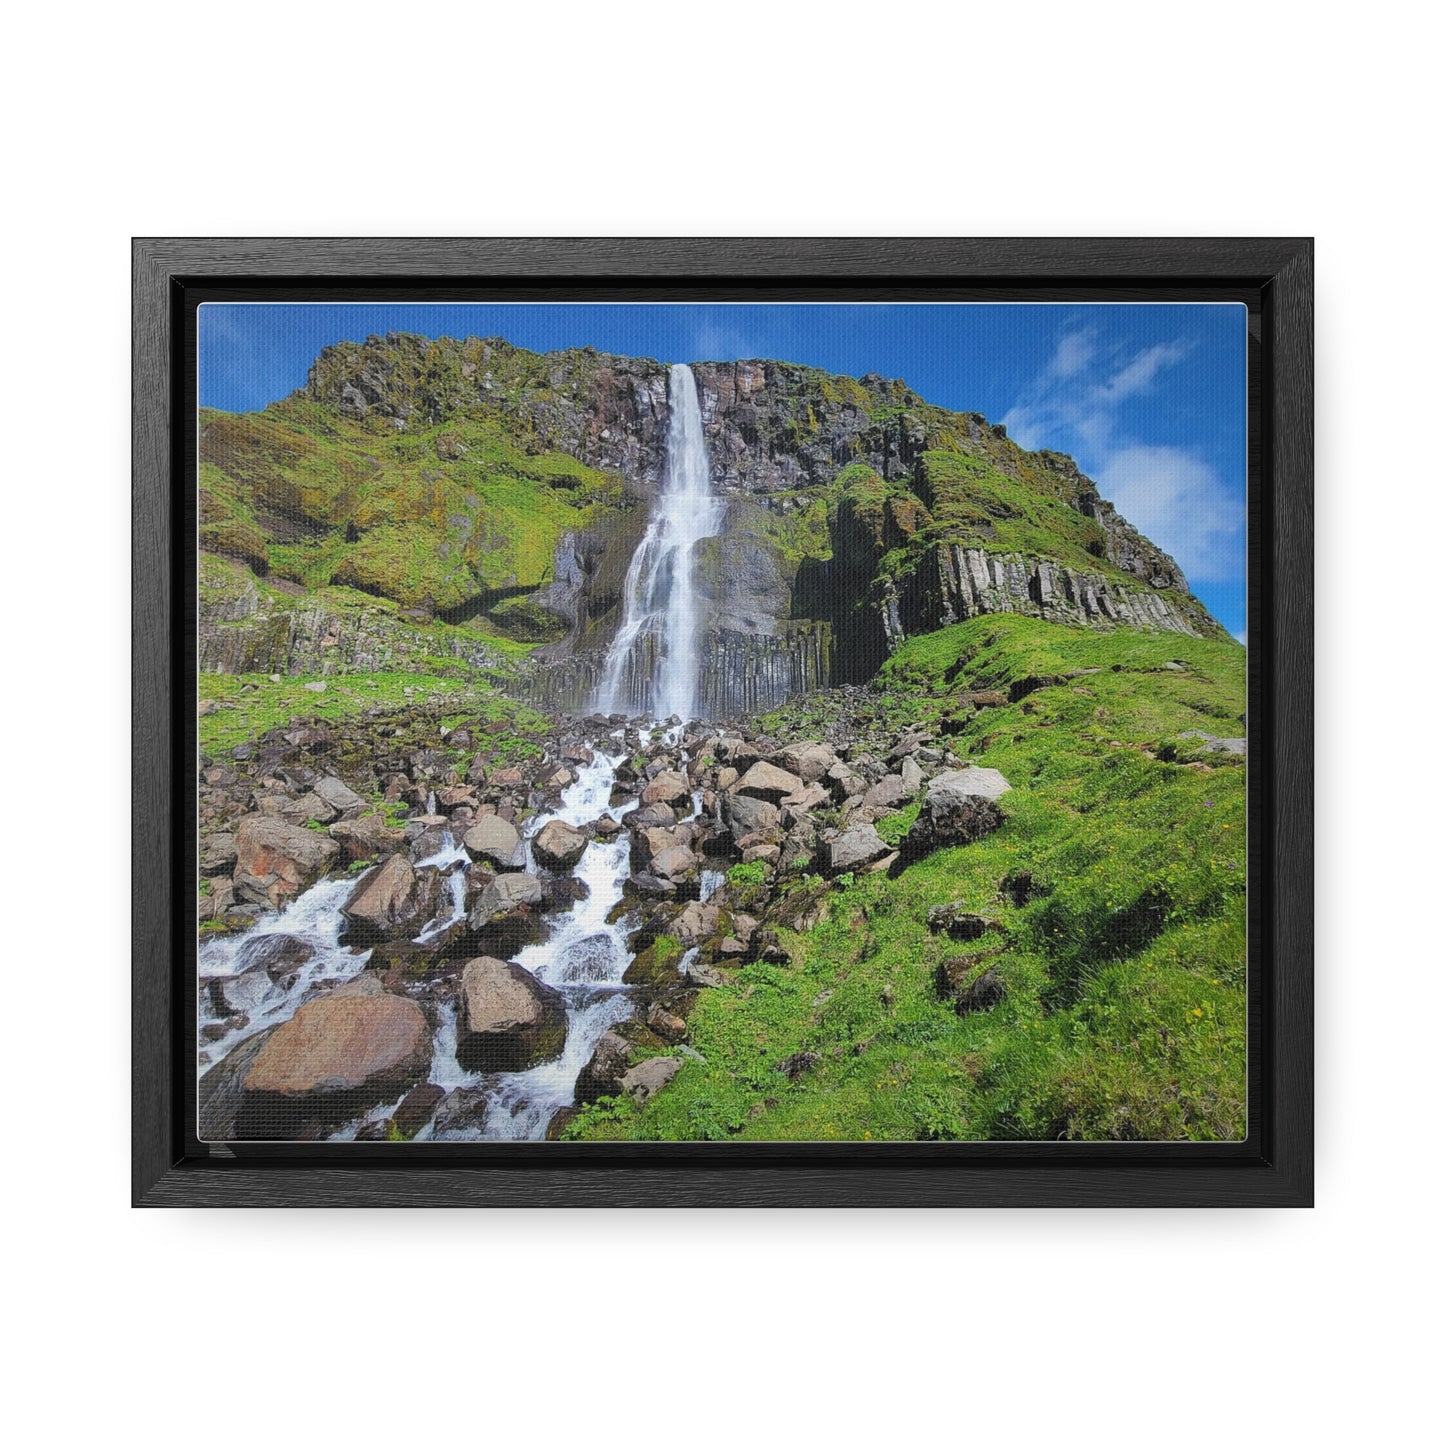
[[391, 1082, 446, 1138], [258, 792, 338, 828], [238, 991, 431, 1130], [822, 823, 891, 875], [197, 1025, 281, 1140], [642, 771, 691, 805], [863, 774, 911, 812], [780, 781, 830, 811], [721, 792, 780, 843], [329, 813, 408, 862], [683, 958, 727, 988], [532, 820, 589, 870], [900, 769, 1011, 862], [463, 815, 525, 869], [468, 871, 543, 927], [620, 1056, 683, 1106], [313, 776, 366, 818], [734, 761, 805, 802], [900, 756, 925, 793], [651, 845, 698, 881], [673, 901, 720, 948], [200, 833, 238, 876], [771, 742, 837, 783], [574, 1029, 634, 1105], [206, 965, 275, 1017], [927, 903, 1002, 941], [1180, 730, 1247, 756], [233, 815, 341, 909], [455, 956, 567, 1073], [625, 801, 677, 830], [647, 1003, 687, 1043], [340, 854, 439, 941], [233, 932, 315, 981], [430, 1086, 494, 1140]]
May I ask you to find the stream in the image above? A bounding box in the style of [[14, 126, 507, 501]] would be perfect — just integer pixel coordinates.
[[198, 724, 723, 1141]]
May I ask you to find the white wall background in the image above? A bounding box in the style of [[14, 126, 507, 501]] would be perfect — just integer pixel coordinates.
[[2, 3, 1435, 1440]]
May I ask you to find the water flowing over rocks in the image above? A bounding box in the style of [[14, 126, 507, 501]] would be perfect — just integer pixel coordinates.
[[190, 332, 1235, 1142]]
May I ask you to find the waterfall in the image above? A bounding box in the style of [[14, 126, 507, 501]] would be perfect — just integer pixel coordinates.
[[596, 363, 724, 720]]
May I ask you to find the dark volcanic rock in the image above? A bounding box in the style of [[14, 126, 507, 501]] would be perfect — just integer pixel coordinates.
[[899, 769, 1010, 862], [574, 1029, 634, 1105]]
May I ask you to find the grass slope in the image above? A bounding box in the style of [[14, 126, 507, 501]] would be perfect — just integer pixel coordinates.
[[568, 616, 1247, 1142], [200, 400, 622, 620]]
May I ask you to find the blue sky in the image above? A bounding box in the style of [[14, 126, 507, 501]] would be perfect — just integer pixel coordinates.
[[200, 302, 1247, 637]]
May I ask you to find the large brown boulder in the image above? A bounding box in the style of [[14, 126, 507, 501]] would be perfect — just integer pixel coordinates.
[[236, 989, 431, 1136], [233, 815, 341, 909], [340, 854, 440, 942], [455, 956, 567, 1073], [651, 845, 698, 881], [532, 820, 589, 871]]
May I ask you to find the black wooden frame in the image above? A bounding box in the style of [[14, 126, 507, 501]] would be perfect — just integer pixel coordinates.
[[134, 238, 1313, 1207]]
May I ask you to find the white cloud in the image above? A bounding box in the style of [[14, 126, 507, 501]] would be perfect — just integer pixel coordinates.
[[1045, 331, 1094, 380], [1001, 329, 1242, 596], [693, 321, 759, 362], [1091, 341, 1190, 403], [1094, 444, 1242, 583]]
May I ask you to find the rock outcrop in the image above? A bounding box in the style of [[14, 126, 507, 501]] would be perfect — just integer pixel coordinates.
[[203, 332, 1229, 721]]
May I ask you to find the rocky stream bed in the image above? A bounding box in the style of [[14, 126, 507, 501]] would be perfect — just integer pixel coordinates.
[[196, 694, 1013, 1143]]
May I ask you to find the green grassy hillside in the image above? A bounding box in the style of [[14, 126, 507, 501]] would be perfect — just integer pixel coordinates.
[[567, 615, 1247, 1142], [200, 399, 623, 624]]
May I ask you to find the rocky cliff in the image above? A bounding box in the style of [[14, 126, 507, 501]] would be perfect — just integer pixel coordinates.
[[201, 332, 1227, 716]]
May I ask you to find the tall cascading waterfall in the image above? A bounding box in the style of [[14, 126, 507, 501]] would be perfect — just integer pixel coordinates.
[[596, 364, 725, 720]]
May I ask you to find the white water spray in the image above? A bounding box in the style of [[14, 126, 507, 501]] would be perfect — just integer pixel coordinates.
[[596, 363, 724, 720]]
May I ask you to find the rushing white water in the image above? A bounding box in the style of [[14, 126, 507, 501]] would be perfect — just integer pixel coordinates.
[[428, 744, 640, 1140], [201, 728, 710, 1141], [196, 874, 373, 1073], [596, 364, 724, 721]]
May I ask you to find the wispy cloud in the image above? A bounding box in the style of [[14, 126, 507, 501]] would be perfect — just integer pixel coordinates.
[[1003, 329, 1242, 591], [1094, 445, 1241, 583], [692, 319, 760, 363]]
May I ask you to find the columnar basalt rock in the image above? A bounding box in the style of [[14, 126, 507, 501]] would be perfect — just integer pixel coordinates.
[[204, 333, 1228, 720]]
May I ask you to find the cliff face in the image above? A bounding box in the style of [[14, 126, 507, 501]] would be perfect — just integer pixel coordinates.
[[203, 332, 1225, 717]]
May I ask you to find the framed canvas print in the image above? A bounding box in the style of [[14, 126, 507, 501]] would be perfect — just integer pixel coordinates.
[[133, 238, 1312, 1206]]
